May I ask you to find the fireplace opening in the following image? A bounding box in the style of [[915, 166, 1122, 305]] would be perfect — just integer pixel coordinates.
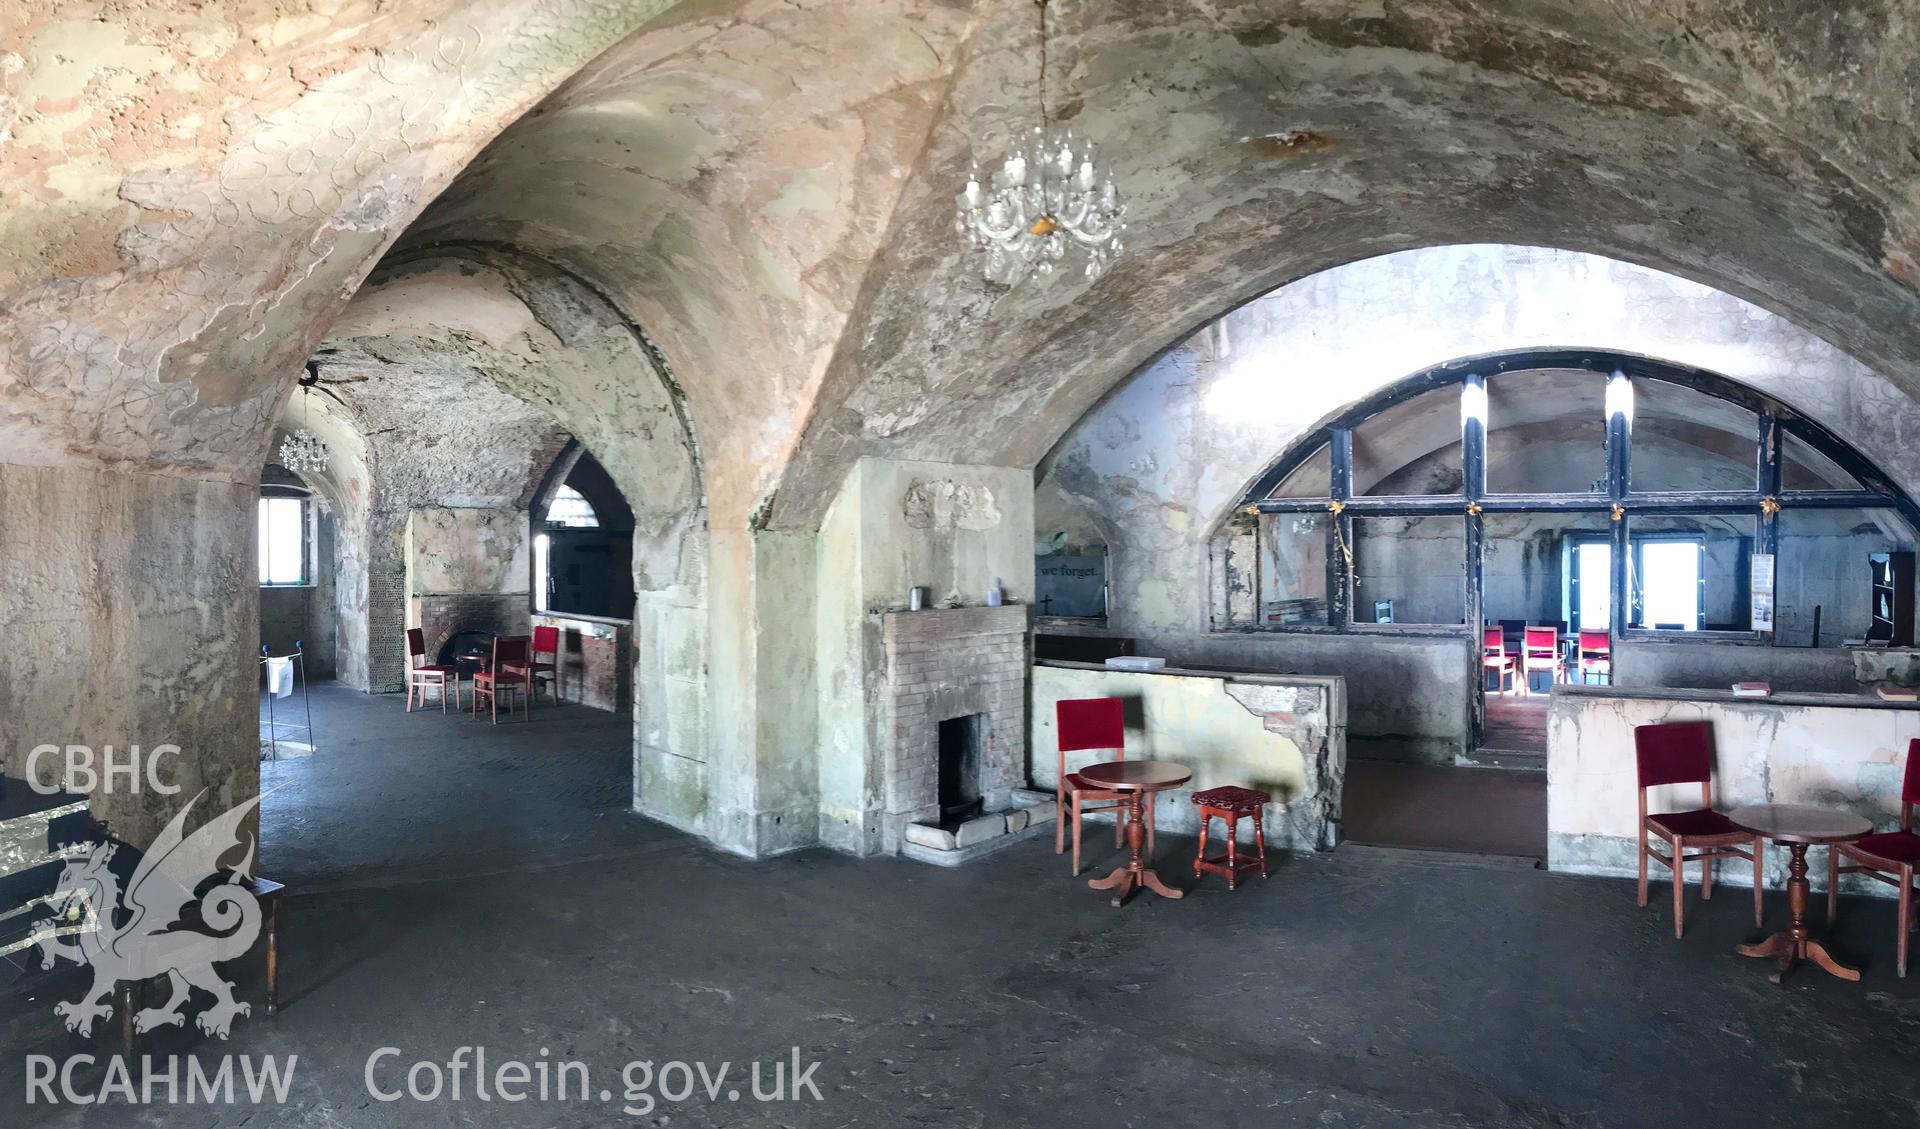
[[437, 630, 495, 681], [937, 714, 986, 825]]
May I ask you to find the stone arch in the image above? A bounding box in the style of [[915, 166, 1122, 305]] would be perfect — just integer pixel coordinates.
[[1035, 246, 1920, 651], [314, 243, 712, 832], [1041, 244, 1920, 763]]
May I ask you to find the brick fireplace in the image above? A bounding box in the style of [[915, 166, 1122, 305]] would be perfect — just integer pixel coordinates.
[[411, 591, 527, 670], [881, 604, 1032, 856]]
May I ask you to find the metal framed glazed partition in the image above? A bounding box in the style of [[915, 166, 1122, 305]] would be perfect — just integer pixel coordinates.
[[1221, 347, 1920, 648]]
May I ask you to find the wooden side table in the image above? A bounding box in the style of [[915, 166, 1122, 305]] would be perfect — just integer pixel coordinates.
[[1729, 804, 1871, 982], [1077, 760, 1192, 907]]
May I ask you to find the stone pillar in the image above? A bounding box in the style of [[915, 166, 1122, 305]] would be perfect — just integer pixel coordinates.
[[810, 457, 1039, 857], [0, 463, 259, 851], [691, 524, 820, 856], [632, 521, 718, 840]]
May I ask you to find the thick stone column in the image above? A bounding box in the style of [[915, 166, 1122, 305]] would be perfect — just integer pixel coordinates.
[[0, 463, 258, 850], [689, 525, 820, 857], [810, 458, 1038, 857]]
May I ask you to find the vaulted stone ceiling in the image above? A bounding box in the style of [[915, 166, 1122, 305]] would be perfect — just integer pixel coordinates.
[[775, 0, 1920, 527], [5, 0, 1920, 531], [0, 0, 669, 473]]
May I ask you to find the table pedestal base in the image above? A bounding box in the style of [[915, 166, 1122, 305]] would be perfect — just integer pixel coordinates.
[[1736, 840, 1858, 983], [1088, 792, 1183, 907], [1737, 932, 1857, 983]]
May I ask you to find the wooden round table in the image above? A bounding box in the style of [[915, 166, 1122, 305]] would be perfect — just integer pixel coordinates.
[[1728, 803, 1873, 982], [1077, 760, 1192, 907]]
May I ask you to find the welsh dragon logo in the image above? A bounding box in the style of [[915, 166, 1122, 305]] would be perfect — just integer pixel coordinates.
[[36, 790, 264, 1040]]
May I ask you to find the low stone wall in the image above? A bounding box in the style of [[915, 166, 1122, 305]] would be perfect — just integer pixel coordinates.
[[1612, 641, 1860, 694], [532, 614, 631, 712], [1058, 630, 1465, 765], [1548, 685, 1920, 895], [1032, 661, 1345, 851]]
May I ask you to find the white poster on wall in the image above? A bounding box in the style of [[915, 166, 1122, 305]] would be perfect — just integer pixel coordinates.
[[1751, 552, 1776, 632]]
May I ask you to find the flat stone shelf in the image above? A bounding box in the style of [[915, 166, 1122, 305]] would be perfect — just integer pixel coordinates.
[[1555, 682, 1920, 711]]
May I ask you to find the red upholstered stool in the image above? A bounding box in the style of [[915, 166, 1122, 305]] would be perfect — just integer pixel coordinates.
[[1192, 785, 1271, 890]]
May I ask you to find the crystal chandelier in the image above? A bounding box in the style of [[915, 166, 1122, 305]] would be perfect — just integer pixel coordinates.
[[278, 362, 330, 476], [279, 428, 328, 475], [955, 0, 1125, 285]]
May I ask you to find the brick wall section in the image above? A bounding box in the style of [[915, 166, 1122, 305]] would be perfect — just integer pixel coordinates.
[[882, 605, 1030, 828], [532, 614, 631, 712], [415, 593, 530, 664], [367, 571, 407, 693]]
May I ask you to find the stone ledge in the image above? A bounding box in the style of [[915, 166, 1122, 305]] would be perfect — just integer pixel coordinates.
[[883, 603, 1031, 645], [900, 812, 1054, 868]]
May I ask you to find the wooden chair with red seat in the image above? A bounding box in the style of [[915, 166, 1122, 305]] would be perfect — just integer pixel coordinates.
[[1055, 697, 1153, 876], [471, 634, 531, 724], [1482, 626, 1516, 694], [1521, 625, 1561, 694], [1829, 737, 1920, 976], [1576, 628, 1611, 685], [503, 624, 561, 707], [1635, 720, 1764, 938], [404, 627, 459, 713]]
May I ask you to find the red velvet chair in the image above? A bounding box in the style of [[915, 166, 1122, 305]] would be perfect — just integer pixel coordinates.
[[1482, 627, 1516, 694], [472, 635, 531, 724], [1829, 737, 1920, 976], [1576, 629, 1611, 685], [1055, 697, 1152, 876], [1521, 625, 1560, 693], [404, 627, 458, 713], [1636, 720, 1763, 938], [504, 624, 561, 706]]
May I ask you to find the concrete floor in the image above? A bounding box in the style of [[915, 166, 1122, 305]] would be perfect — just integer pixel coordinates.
[[255, 681, 663, 891], [8, 686, 1920, 1126]]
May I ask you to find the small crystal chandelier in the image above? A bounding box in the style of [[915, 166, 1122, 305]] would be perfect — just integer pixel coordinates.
[[278, 361, 330, 476], [955, 0, 1125, 285]]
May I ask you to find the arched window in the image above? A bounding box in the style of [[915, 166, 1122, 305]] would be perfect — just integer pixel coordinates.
[[545, 484, 600, 528], [1220, 349, 1920, 646]]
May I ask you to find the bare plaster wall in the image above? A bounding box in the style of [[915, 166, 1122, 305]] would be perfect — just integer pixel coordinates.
[[1031, 664, 1329, 850], [405, 507, 530, 598]]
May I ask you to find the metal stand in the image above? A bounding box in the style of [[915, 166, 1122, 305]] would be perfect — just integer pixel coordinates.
[[259, 641, 316, 761]]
